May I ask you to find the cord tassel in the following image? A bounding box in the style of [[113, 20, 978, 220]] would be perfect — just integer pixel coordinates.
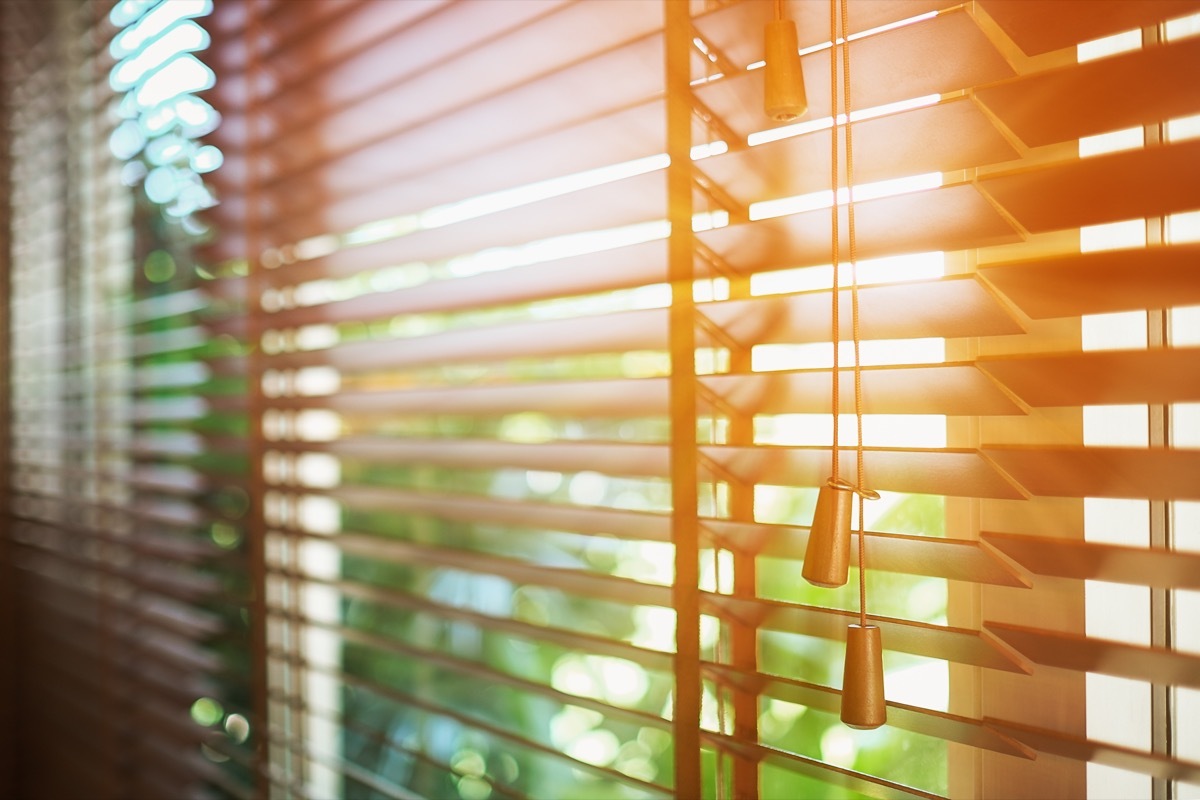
[[763, 18, 808, 121], [841, 623, 887, 729], [802, 478, 853, 587]]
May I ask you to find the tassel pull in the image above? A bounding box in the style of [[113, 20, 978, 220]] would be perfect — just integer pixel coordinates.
[[764, 19, 808, 121], [841, 624, 887, 729], [802, 477, 853, 587]]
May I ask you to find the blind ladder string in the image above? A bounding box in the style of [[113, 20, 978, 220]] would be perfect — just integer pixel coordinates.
[[712, 477, 729, 800]]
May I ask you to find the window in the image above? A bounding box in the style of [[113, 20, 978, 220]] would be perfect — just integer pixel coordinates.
[[4, 1, 1200, 799]]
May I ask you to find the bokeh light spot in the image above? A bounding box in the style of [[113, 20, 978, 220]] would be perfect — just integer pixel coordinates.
[[144, 249, 176, 283], [224, 713, 250, 743], [190, 696, 223, 727]]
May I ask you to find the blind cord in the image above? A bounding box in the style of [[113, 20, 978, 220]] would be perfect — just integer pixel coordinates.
[[836, 0, 869, 628], [829, 0, 841, 484]]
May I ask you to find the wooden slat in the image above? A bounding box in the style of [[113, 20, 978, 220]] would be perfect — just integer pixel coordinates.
[[317, 709, 530, 800], [273, 379, 667, 419], [978, 139, 1200, 234], [692, 0, 956, 71], [323, 530, 673, 607], [327, 577, 675, 672], [694, 8, 1015, 140], [706, 663, 1036, 759], [264, 276, 1021, 373], [253, 0, 446, 73], [703, 445, 1030, 499], [131, 288, 211, 322], [264, 238, 667, 317], [288, 437, 669, 478], [130, 465, 208, 494], [987, 718, 1200, 783], [264, 167, 667, 274], [259, 94, 668, 245], [309, 616, 669, 731], [703, 594, 1032, 672], [270, 362, 1024, 418], [249, 0, 579, 148], [16, 543, 225, 608], [134, 362, 211, 391], [708, 733, 947, 800], [700, 97, 1019, 206], [17, 519, 220, 565], [25, 560, 226, 642], [253, 3, 663, 202], [325, 485, 672, 543], [979, 348, 1200, 407], [272, 376, 669, 417], [337, 670, 674, 797], [705, 520, 1032, 587], [704, 363, 1027, 416], [976, 0, 1200, 56], [19, 582, 225, 675], [986, 621, 1200, 688], [703, 275, 1024, 344], [13, 488, 222, 534], [304, 441, 1029, 500], [266, 306, 667, 372], [127, 498, 208, 529], [302, 489, 1032, 587], [262, 217, 667, 292], [335, 755, 436, 800], [131, 432, 218, 458], [983, 531, 1200, 589], [975, 36, 1200, 148], [981, 445, 1200, 500], [696, 183, 1023, 275], [979, 244, 1200, 319], [132, 326, 208, 357]]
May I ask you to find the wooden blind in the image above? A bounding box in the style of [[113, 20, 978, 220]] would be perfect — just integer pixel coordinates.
[[3, 0, 255, 797], [6, 1, 1200, 798]]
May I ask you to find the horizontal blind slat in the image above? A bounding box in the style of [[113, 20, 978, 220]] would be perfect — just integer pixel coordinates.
[[986, 718, 1200, 783], [979, 138, 1200, 234], [271, 610, 672, 730], [263, 239, 666, 318], [694, 8, 1014, 141], [975, 35, 1200, 148], [701, 97, 1019, 205], [704, 445, 1029, 499], [320, 486, 672, 542], [704, 593, 1032, 673], [976, 0, 1200, 56], [704, 662, 1037, 759], [266, 363, 1024, 417], [979, 347, 1200, 407], [704, 734, 948, 800], [279, 530, 673, 607], [982, 445, 1200, 500], [258, 58, 667, 228], [707, 520, 1032, 587], [982, 531, 1200, 588], [325, 577, 676, 672], [330, 671, 676, 797], [692, 0, 958, 67], [986, 621, 1200, 688], [697, 184, 1023, 274], [979, 243, 1200, 319]]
